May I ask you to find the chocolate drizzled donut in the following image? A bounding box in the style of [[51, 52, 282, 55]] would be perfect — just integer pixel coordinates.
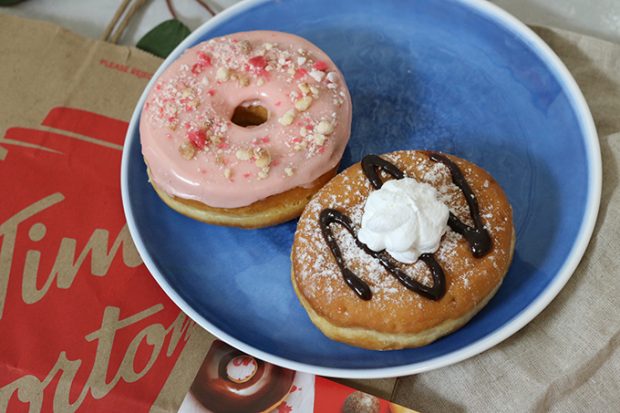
[[191, 341, 295, 412]]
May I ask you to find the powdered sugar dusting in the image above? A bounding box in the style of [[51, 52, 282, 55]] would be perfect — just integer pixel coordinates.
[[293, 151, 512, 314]]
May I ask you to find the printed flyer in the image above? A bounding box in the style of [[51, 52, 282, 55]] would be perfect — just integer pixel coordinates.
[[179, 340, 417, 413]]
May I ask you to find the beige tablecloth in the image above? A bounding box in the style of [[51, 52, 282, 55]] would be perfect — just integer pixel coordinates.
[[385, 26, 620, 412]]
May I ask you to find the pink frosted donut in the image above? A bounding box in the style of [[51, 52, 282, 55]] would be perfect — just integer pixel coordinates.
[[140, 31, 352, 227]]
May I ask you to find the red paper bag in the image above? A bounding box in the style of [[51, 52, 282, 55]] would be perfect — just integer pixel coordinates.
[[0, 14, 213, 413]]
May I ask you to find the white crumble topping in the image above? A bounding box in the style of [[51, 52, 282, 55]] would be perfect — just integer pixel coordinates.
[[144, 34, 349, 182]]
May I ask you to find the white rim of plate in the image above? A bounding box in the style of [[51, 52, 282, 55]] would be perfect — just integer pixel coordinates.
[[121, 0, 601, 379]]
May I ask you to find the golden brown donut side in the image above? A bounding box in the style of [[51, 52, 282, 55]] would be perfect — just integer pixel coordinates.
[[148, 166, 337, 228], [292, 233, 514, 350], [291, 150, 515, 350]]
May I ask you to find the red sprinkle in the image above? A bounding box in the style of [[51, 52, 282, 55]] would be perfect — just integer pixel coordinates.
[[261, 136, 270, 143], [318, 146, 326, 154], [249, 56, 267, 68], [292, 137, 302, 143], [217, 142, 229, 149], [191, 63, 204, 75], [208, 89, 216, 96], [243, 172, 251, 178], [305, 124, 314, 130], [271, 159, 280, 167], [294, 68, 307, 80], [197, 52, 212, 66], [313, 60, 329, 71], [188, 130, 207, 149]]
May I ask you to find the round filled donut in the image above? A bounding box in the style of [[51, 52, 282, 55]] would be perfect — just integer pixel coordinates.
[[291, 150, 515, 350], [342, 391, 381, 413], [190, 340, 295, 413], [140, 31, 352, 228]]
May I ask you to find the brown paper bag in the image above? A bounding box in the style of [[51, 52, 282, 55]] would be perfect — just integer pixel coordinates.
[[0, 14, 216, 412]]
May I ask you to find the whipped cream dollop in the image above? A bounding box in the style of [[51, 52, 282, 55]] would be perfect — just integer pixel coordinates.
[[357, 177, 450, 264]]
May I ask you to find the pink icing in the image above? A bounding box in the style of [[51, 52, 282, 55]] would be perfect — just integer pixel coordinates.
[[140, 31, 352, 208]]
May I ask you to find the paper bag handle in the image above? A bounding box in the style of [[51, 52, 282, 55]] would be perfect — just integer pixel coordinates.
[[101, 0, 220, 44], [101, 0, 147, 44]]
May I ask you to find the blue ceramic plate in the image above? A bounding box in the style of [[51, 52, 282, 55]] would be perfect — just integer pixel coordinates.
[[122, 0, 600, 378]]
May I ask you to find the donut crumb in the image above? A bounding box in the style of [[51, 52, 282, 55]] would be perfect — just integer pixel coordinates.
[[278, 109, 296, 125], [295, 96, 313, 111], [178, 142, 196, 160], [235, 148, 251, 161]]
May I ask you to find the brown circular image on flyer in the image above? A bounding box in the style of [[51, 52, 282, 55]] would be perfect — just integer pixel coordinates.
[[342, 390, 381, 413], [190, 340, 295, 413]]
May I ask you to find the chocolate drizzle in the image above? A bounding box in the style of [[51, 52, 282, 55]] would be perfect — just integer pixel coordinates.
[[429, 153, 492, 258], [319, 209, 445, 300], [319, 209, 373, 300], [318, 152, 493, 301], [361, 154, 404, 189]]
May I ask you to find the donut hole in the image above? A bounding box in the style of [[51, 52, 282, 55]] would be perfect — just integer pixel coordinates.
[[231, 101, 269, 127]]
